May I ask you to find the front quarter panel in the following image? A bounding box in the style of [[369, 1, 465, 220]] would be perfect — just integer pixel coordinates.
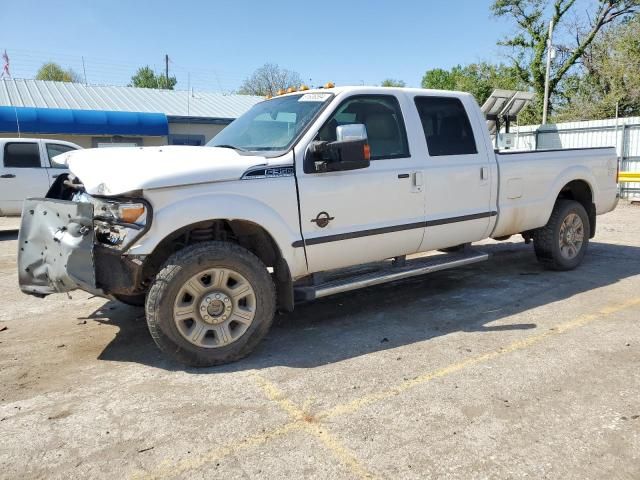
[[127, 177, 307, 278]]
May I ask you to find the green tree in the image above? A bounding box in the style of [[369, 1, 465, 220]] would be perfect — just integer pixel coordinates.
[[421, 68, 457, 91], [422, 62, 523, 105], [492, 0, 639, 120], [380, 78, 406, 87], [238, 63, 302, 97], [556, 15, 640, 120], [35, 62, 81, 82], [130, 66, 177, 90]]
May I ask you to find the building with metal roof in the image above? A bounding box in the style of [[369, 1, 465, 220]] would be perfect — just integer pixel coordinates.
[[0, 78, 263, 148]]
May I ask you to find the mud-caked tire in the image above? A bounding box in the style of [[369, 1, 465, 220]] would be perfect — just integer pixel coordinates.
[[146, 241, 276, 367], [533, 199, 590, 271]]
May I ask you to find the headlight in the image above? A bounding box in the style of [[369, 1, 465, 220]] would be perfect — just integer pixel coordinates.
[[73, 193, 149, 250], [94, 199, 147, 226]]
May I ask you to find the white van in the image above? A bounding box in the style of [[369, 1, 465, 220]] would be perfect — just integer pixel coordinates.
[[0, 138, 81, 215]]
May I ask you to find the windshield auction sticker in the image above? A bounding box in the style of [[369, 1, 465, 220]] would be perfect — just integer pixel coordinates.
[[298, 93, 332, 102]]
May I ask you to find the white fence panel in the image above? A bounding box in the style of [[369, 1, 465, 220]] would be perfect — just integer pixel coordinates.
[[507, 117, 640, 198]]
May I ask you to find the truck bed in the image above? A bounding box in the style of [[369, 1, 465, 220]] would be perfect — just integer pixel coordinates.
[[491, 146, 618, 238]]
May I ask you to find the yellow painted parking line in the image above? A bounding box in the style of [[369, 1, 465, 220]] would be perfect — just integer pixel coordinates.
[[321, 296, 640, 420], [132, 296, 640, 479], [253, 374, 376, 480], [131, 420, 304, 480]]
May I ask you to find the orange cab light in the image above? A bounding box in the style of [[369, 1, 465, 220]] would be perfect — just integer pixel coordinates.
[[277, 89, 285, 96], [266, 94, 272, 99], [286, 87, 296, 93], [324, 82, 335, 88], [363, 144, 371, 161], [299, 84, 309, 91]]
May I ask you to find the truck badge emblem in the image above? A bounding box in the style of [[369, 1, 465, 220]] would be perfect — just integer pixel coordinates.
[[311, 212, 334, 228]]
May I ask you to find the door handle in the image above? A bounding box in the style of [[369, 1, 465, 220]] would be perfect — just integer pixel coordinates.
[[480, 167, 488, 180], [411, 171, 423, 193], [0, 174, 16, 179], [397, 173, 410, 179]]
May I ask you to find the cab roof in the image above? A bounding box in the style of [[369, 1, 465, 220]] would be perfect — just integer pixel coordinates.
[[272, 85, 475, 100]]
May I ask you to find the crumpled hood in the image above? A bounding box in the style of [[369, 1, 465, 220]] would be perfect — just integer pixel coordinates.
[[60, 146, 267, 196]]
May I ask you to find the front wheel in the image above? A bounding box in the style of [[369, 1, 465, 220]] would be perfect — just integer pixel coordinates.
[[145, 241, 276, 367], [533, 199, 590, 271]]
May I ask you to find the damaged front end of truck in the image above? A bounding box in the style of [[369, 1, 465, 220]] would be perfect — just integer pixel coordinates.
[[18, 174, 151, 300]]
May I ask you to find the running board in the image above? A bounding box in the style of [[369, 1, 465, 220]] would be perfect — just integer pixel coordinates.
[[294, 250, 488, 301]]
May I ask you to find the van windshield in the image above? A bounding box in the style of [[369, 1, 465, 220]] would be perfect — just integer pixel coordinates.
[[207, 93, 332, 153]]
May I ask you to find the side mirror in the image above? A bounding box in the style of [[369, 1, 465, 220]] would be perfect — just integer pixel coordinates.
[[306, 123, 370, 173], [308, 139, 371, 173], [336, 123, 368, 142]]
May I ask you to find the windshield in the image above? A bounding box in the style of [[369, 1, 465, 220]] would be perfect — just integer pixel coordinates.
[[207, 93, 332, 153]]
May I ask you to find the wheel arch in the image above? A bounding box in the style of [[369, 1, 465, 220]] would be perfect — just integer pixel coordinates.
[[554, 178, 596, 238], [141, 218, 294, 312]]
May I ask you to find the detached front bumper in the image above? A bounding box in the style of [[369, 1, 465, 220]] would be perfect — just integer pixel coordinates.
[[18, 198, 144, 298]]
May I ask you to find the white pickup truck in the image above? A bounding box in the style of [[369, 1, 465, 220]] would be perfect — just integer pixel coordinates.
[[0, 138, 81, 215], [17, 86, 619, 366]]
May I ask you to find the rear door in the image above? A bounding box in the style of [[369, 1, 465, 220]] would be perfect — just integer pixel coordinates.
[[295, 93, 426, 273], [0, 141, 50, 215], [412, 95, 494, 251]]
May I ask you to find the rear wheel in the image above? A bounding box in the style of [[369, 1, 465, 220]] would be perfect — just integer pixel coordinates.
[[533, 199, 590, 271], [146, 241, 276, 367]]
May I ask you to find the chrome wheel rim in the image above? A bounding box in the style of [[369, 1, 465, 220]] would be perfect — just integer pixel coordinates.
[[173, 268, 256, 348], [558, 213, 584, 260]]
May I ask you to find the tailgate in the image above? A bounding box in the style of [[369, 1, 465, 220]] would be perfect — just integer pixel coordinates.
[[18, 198, 96, 296]]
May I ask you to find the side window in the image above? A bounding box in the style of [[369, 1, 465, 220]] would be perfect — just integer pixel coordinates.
[[46, 144, 76, 168], [3, 143, 41, 168], [414, 97, 477, 156], [316, 95, 409, 160]]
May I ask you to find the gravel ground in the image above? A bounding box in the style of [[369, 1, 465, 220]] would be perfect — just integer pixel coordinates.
[[0, 202, 639, 480]]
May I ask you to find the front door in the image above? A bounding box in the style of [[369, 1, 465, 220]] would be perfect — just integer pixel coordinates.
[[43, 142, 75, 185], [412, 95, 494, 250], [0, 141, 50, 215], [295, 94, 426, 273]]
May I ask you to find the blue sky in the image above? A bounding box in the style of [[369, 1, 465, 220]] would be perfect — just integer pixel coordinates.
[[1, 0, 515, 92]]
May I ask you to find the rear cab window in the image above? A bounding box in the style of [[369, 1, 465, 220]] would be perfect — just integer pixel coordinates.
[[3, 142, 42, 168], [414, 96, 477, 156]]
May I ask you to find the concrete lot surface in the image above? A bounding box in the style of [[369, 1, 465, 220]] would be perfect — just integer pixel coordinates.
[[1, 203, 639, 479], [0, 216, 20, 233]]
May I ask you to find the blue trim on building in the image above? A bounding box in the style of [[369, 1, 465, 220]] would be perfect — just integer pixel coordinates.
[[167, 116, 234, 125], [0, 106, 169, 136]]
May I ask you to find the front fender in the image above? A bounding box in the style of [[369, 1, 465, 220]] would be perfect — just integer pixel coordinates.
[[126, 191, 307, 277]]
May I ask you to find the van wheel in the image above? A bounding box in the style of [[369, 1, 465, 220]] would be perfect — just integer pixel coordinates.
[[146, 241, 276, 367], [533, 200, 590, 271]]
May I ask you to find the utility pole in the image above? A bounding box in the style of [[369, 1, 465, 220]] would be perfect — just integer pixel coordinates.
[[81, 56, 87, 85], [542, 19, 554, 125], [165, 54, 169, 88]]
